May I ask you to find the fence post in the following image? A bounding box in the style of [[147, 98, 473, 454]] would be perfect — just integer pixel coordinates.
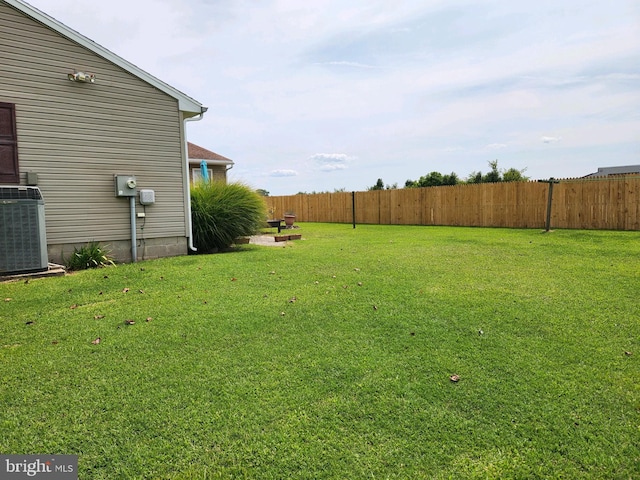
[[539, 178, 560, 232], [352, 191, 356, 228]]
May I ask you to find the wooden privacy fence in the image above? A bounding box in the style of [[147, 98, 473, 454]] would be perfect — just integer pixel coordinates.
[[265, 176, 640, 231]]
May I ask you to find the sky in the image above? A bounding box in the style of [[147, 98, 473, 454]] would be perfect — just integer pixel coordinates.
[[25, 0, 640, 195]]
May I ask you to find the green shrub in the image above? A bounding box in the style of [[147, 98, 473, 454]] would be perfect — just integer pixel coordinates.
[[66, 241, 116, 270], [191, 181, 268, 253]]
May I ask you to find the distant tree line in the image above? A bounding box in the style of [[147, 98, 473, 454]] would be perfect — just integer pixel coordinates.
[[259, 160, 529, 195], [369, 160, 529, 191]]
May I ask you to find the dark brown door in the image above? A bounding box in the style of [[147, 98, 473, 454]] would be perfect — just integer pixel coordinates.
[[0, 102, 19, 184]]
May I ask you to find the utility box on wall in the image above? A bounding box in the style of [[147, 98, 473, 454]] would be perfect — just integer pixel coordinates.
[[139, 189, 155, 205], [114, 175, 137, 197]]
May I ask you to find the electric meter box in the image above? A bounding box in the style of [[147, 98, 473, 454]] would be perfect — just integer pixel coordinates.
[[139, 189, 155, 205], [114, 175, 137, 197]]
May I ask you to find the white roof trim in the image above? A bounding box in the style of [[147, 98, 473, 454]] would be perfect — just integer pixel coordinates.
[[190, 159, 234, 166], [4, 0, 206, 116]]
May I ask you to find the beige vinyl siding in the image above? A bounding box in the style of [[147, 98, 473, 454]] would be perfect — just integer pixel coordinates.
[[0, 2, 188, 246]]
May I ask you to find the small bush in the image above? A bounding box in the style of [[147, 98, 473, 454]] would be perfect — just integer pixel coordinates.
[[66, 241, 116, 270], [191, 181, 268, 253]]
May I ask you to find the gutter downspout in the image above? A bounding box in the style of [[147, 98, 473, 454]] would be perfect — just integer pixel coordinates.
[[184, 108, 207, 252]]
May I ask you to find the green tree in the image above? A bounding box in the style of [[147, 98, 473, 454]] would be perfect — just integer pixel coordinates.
[[466, 161, 528, 184], [368, 178, 385, 191], [466, 171, 483, 184], [256, 188, 269, 196], [402, 162, 528, 188], [483, 160, 502, 183], [442, 172, 459, 185], [503, 167, 529, 182], [418, 171, 443, 187]]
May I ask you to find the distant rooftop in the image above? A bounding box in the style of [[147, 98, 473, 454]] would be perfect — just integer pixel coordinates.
[[187, 142, 233, 164], [584, 165, 640, 177]]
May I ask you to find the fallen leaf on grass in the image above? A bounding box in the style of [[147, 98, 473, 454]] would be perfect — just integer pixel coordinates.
[[94, 315, 105, 320], [70, 304, 78, 309], [269, 271, 276, 275], [289, 296, 297, 303], [52, 340, 59, 345], [124, 319, 135, 325], [624, 351, 632, 356], [280, 312, 286, 316], [145, 317, 152, 322], [4, 298, 11, 302], [354, 268, 360, 272], [450, 375, 460, 382], [373, 305, 378, 311], [138, 289, 145, 294], [98, 291, 103, 295], [122, 288, 130, 293], [91, 337, 101, 345], [25, 321, 34, 325], [357, 282, 363, 286], [231, 278, 237, 282]]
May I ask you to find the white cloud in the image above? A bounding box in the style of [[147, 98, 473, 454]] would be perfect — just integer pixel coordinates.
[[441, 146, 465, 153], [486, 143, 508, 149], [541, 136, 562, 144], [319, 163, 348, 171], [270, 169, 298, 177], [314, 61, 378, 69], [310, 153, 355, 163], [309, 153, 354, 172]]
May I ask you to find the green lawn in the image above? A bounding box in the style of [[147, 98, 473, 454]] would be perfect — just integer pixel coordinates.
[[1, 224, 638, 479]]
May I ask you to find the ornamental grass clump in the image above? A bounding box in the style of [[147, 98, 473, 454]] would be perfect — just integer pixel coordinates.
[[191, 180, 267, 253], [65, 241, 115, 270]]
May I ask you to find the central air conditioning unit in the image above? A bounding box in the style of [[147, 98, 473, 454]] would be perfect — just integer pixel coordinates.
[[0, 186, 48, 274]]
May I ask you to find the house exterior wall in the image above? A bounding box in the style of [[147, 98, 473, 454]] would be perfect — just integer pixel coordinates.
[[189, 163, 228, 183], [210, 165, 227, 182], [0, 1, 189, 263]]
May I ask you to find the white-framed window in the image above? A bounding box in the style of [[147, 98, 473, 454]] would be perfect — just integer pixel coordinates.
[[191, 167, 213, 183]]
